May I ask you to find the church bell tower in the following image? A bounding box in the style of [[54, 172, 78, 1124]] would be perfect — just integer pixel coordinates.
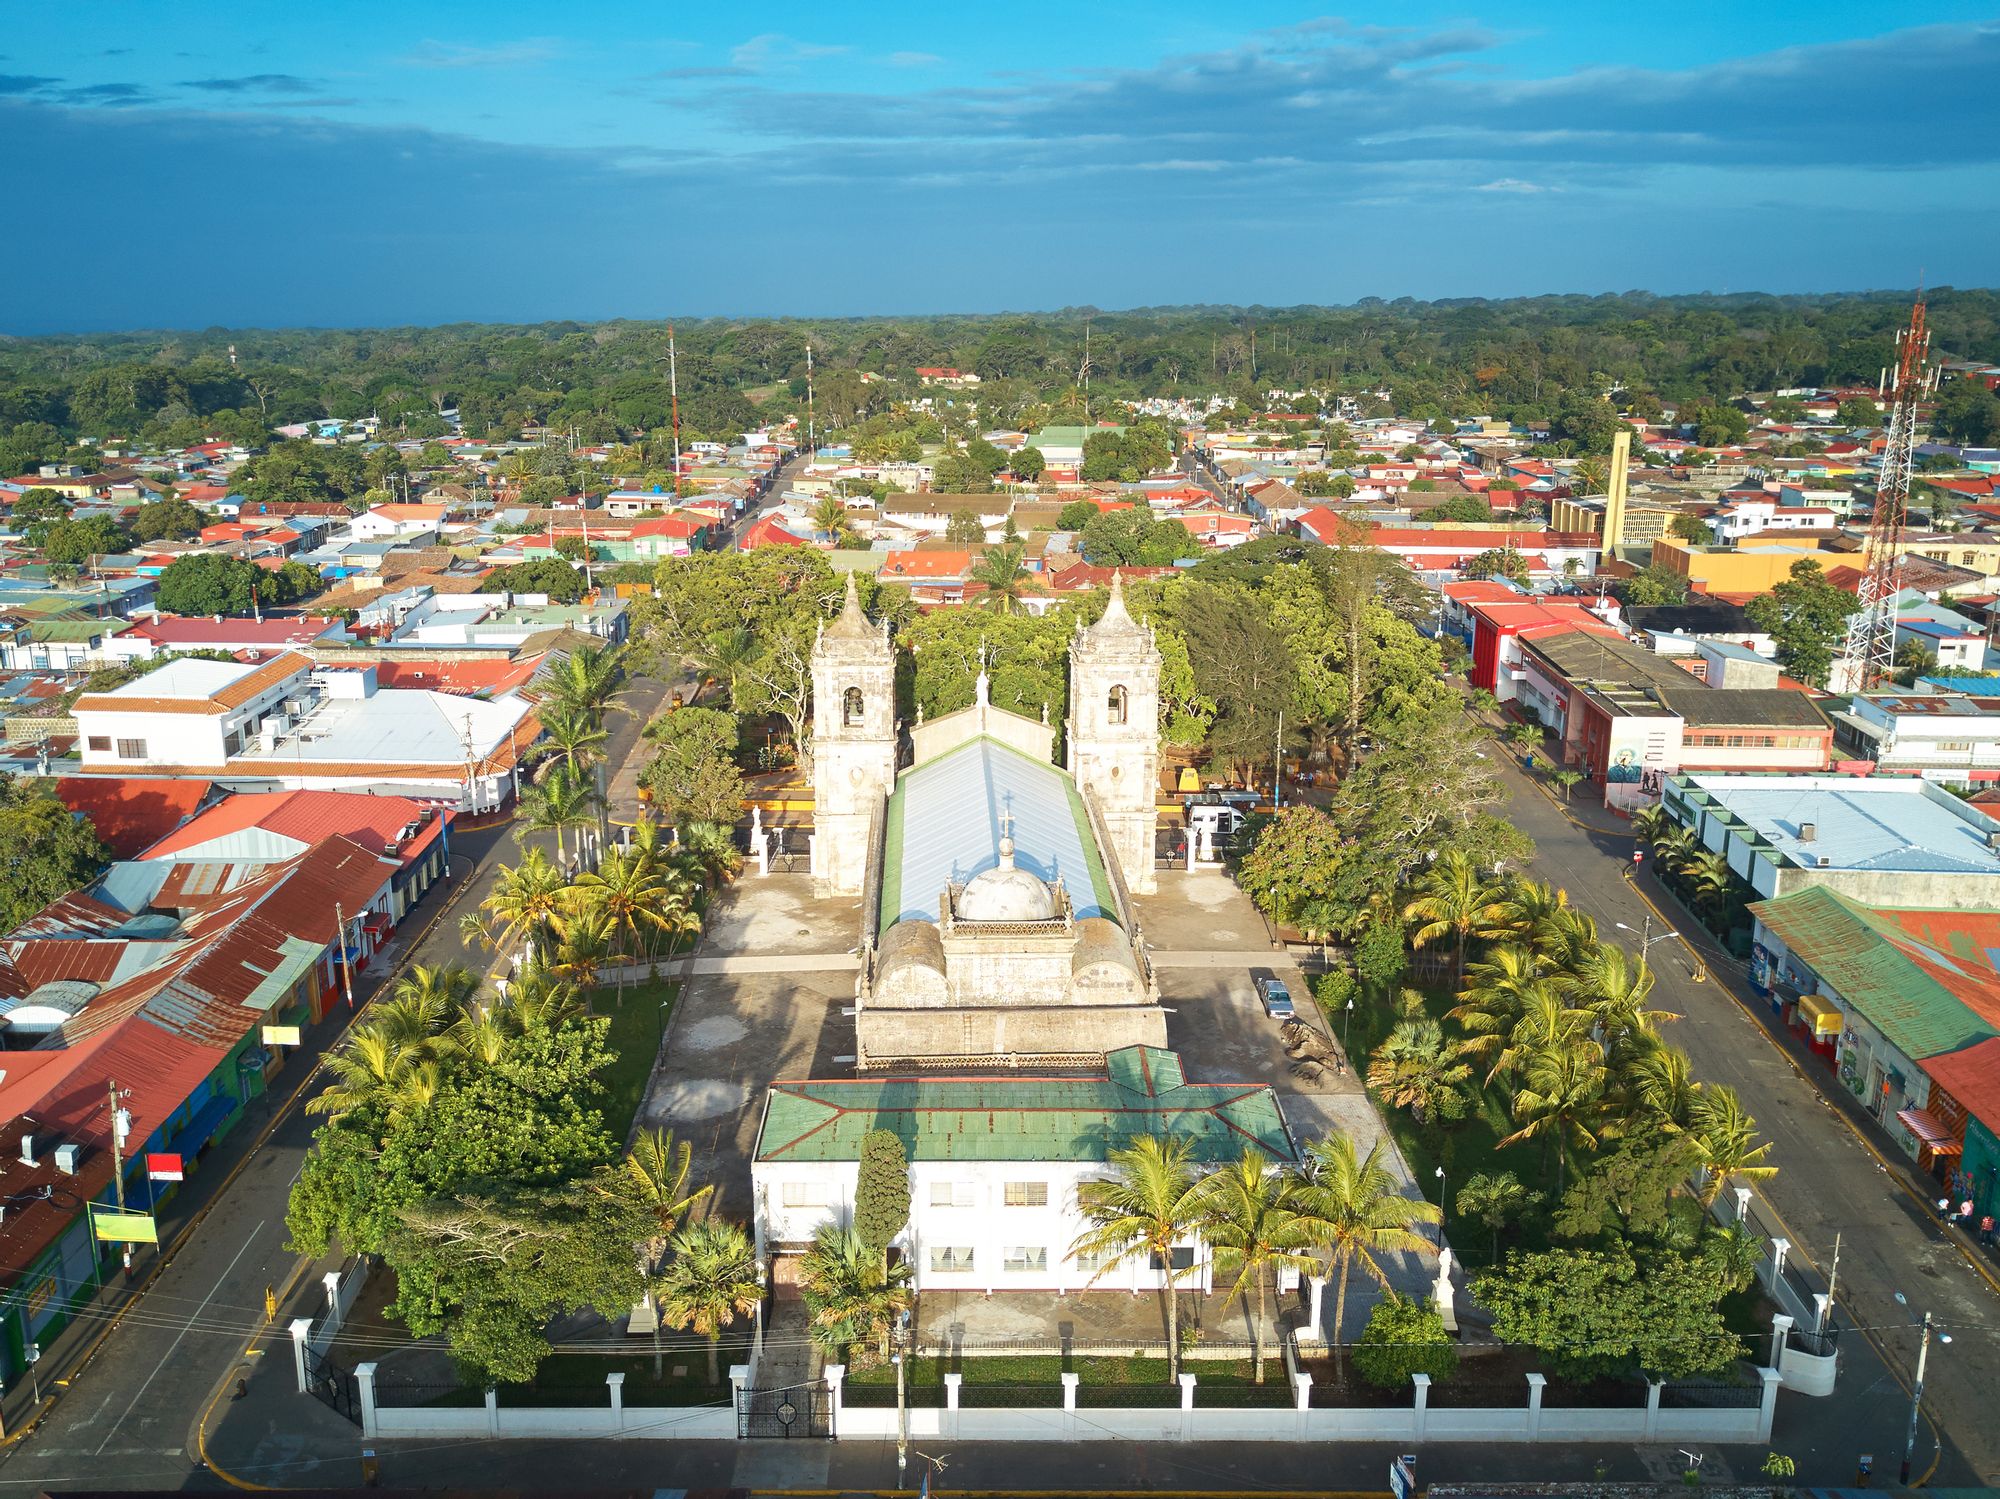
[[1067, 571, 1161, 895], [811, 573, 896, 895]]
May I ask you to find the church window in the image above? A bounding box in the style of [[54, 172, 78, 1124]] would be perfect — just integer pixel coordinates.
[[929, 1181, 975, 1208], [781, 1181, 831, 1208], [843, 686, 865, 727], [929, 1246, 975, 1273], [1003, 1181, 1048, 1207], [1107, 684, 1128, 724], [1003, 1246, 1048, 1273]]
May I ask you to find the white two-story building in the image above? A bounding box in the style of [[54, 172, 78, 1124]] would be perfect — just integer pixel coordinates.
[[751, 1046, 1298, 1295]]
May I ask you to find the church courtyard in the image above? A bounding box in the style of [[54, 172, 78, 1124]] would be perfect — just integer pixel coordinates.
[[639, 863, 1434, 1321]]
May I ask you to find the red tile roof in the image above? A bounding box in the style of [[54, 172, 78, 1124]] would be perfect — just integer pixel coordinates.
[[739, 515, 810, 550], [126, 616, 339, 648], [139, 790, 448, 862], [53, 776, 215, 858], [1924, 1036, 2000, 1128]]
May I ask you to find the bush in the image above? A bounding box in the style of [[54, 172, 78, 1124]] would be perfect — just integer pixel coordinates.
[[1314, 968, 1358, 1019], [1352, 1296, 1458, 1391]]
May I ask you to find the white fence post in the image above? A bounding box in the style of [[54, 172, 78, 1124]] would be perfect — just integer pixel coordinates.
[[1292, 1371, 1312, 1439], [1412, 1373, 1432, 1442], [944, 1372, 962, 1439], [484, 1387, 499, 1437], [1525, 1372, 1547, 1441], [1304, 1275, 1326, 1344], [1767, 1237, 1790, 1294], [1769, 1313, 1794, 1371], [1178, 1372, 1197, 1441], [607, 1372, 626, 1433], [824, 1362, 846, 1432], [1756, 1367, 1782, 1443], [289, 1317, 313, 1393], [1644, 1380, 1664, 1441], [354, 1362, 378, 1439], [1061, 1372, 1079, 1438]]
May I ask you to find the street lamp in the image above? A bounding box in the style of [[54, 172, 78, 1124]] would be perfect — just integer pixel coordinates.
[[1895, 1297, 1949, 1485], [1615, 917, 1677, 957], [1343, 996, 1354, 1054], [1435, 1165, 1447, 1244]]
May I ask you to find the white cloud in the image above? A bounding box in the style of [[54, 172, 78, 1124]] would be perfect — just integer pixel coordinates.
[[1475, 177, 1553, 193], [886, 51, 943, 68], [398, 38, 559, 69]]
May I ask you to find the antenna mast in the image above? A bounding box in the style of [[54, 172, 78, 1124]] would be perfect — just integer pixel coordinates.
[[806, 342, 817, 470], [668, 324, 682, 497], [1842, 294, 1936, 690]]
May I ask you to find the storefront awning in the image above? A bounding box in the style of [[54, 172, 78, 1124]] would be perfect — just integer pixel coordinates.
[[1895, 1107, 1963, 1156], [1796, 991, 1845, 1037]]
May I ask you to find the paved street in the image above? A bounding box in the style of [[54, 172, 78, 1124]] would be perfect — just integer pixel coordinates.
[[1492, 744, 2000, 1486], [0, 667, 673, 1493]]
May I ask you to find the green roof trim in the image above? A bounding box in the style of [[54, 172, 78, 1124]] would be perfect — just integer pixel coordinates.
[[1750, 886, 2000, 1061], [755, 1046, 1295, 1166], [242, 937, 324, 1013], [1063, 774, 1118, 918], [878, 784, 907, 931]]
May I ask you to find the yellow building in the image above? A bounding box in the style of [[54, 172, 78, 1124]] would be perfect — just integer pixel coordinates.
[[1651, 534, 1851, 596]]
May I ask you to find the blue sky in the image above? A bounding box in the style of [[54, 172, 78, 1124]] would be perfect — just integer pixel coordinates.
[[3, 3, 1997, 331]]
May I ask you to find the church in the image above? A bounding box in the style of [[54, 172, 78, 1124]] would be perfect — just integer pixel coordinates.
[[809, 572, 1168, 1069]]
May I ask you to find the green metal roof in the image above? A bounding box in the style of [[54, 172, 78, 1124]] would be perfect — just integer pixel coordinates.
[[242, 937, 324, 1013], [755, 1046, 1296, 1166], [1750, 886, 2000, 1060]]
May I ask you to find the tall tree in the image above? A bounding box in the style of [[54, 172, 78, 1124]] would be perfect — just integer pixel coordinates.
[[1289, 1133, 1440, 1369], [853, 1129, 913, 1273], [1195, 1151, 1321, 1383], [656, 1219, 763, 1383], [1070, 1135, 1208, 1380]]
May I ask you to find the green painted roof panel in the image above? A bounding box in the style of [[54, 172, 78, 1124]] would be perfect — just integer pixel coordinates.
[[756, 1046, 1295, 1166]]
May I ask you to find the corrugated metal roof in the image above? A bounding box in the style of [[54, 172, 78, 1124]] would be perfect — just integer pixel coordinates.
[[756, 1047, 1295, 1165], [1688, 775, 2000, 874], [1751, 887, 2000, 1060], [1923, 1037, 2000, 1131], [881, 735, 1114, 934]]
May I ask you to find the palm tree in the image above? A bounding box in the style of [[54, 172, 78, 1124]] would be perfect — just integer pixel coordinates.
[[542, 642, 626, 719], [798, 1222, 913, 1365], [1404, 849, 1515, 986], [1365, 1020, 1471, 1126], [968, 541, 1030, 614], [675, 819, 742, 888], [1575, 943, 1675, 1057], [625, 1127, 714, 1246], [307, 1026, 431, 1120], [1498, 1035, 1610, 1194], [568, 845, 683, 996], [1686, 1084, 1778, 1204], [549, 905, 617, 998], [391, 962, 478, 1017], [809, 496, 857, 545], [1551, 768, 1583, 802], [535, 703, 611, 783], [690, 627, 758, 710], [518, 765, 601, 868], [1195, 1152, 1320, 1383], [1453, 1171, 1538, 1262], [1629, 805, 1670, 844], [1685, 851, 1737, 918], [1626, 1037, 1700, 1131], [1448, 944, 1559, 1077], [1573, 456, 1609, 496], [479, 848, 568, 961], [1070, 1135, 1208, 1380], [1651, 826, 1700, 877], [1290, 1134, 1440, 1371], [494, 966, 586, 1032], [656, 1220, 763, 1384], [1505, 722, 1542, 754]]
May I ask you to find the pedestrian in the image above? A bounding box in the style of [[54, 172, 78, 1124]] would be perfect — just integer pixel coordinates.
[[1961, 1197, 1976, 1228], [1980, 1214, 1995, 1247]]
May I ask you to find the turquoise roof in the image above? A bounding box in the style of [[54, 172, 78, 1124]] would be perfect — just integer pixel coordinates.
[[755, 1047, 1296, 1165], [880, 735, 1114, 935]]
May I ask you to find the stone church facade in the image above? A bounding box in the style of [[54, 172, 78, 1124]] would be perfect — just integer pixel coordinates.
[[809, 572, 1168, 1069]]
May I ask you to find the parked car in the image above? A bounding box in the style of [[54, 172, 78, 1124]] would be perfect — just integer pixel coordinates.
[[1252, 969, 1296, 1020]]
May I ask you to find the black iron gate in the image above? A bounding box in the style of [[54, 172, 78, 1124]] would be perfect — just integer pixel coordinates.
[[734, 1380, 832, 1439], [303, 1344, 362, 1426]]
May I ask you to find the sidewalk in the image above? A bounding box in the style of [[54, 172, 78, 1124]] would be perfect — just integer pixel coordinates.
[[0, 820, 504, 1445]]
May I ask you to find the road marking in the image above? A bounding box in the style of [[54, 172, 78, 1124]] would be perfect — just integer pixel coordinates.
[[93, 1219, 266, 1455]]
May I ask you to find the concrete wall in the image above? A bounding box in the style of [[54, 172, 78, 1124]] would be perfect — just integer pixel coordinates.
[[855, 1003, 1167, 1069]]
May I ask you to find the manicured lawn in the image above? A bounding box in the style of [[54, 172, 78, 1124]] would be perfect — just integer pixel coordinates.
[[590, 978, 679, 1140], [428, 1342, 752, 1409], [845, 1351, 1286, 1407]]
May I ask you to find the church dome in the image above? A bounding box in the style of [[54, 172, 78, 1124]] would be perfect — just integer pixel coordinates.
[[956, 836, 1057, 922]]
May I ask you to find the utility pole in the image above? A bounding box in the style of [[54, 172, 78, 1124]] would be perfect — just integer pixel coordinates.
[[806, 343, 816, 468], [1901, 1311, 1946, 1485], [1274, 709, 1284, 809], [668, 323, 682, 495], [333, 902, 356, 1008], [106, 1081, 128, 1212]]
